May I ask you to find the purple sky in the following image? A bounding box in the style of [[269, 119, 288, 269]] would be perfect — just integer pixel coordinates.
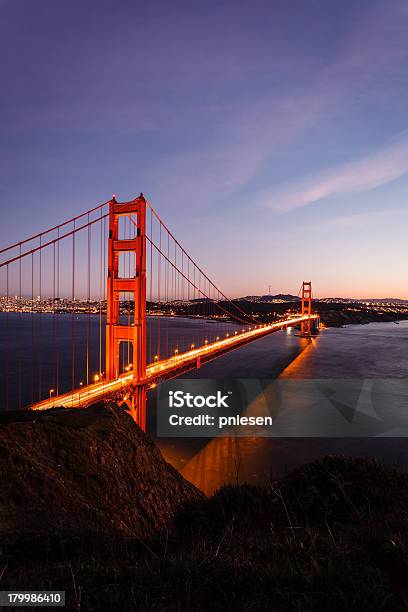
[[1, 0, 408, 298]]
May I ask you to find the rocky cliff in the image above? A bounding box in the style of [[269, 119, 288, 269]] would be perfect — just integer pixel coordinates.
[[0, 404, 203, 538]]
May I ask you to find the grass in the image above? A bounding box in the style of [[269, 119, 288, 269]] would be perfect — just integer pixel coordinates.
[[1, 456, 408, 611]]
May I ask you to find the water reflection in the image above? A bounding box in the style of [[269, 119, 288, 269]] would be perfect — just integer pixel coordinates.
[[156, 323, 408, 494]]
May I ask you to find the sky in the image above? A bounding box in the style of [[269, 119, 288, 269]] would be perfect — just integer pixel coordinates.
[[1, 0, 408, 299]]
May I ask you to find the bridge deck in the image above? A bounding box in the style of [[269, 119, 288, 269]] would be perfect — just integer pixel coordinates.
[[30, 315, 318, 411]]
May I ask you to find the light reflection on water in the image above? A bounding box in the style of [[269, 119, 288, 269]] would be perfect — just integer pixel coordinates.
[[155, 322, 408, 494]]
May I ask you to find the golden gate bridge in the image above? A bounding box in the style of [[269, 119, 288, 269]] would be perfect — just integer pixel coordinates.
[[0, 194, 319, 429]]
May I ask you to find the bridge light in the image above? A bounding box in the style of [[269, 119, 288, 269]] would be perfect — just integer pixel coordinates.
[[226, 333, 229, 337], [49, 388, 54, 398], [191, 343, 195, 349], [80, 381, 83, 387], [154, 355, 159, 361], [235, 331, 238, 335], [94, 374, 100, 382], [151, 383, 157, 389], [174, 348, 179, 354], [216, 336, 220, 341], [204, 339, 208, 344]]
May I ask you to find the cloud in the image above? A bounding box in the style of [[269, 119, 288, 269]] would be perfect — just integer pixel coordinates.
[[149, 3, 408, 214], [317, 207, 408, 230], [258, 135, 408, 212]]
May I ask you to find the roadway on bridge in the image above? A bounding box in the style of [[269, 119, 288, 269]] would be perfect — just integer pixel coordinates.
[[31, 315, 318, 412]]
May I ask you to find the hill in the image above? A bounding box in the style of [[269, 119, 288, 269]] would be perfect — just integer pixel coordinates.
[[0, 404, 202, 538], [242, 293, 301, 303]]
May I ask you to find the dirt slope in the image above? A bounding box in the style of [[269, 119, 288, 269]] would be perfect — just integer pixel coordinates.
[[0, 404, 203, 537]]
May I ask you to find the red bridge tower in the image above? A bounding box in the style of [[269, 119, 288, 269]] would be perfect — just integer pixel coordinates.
[[301, 281, 313, 336], [106, 194, 147, 428]]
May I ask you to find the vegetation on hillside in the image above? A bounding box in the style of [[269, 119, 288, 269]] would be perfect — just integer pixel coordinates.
[[2, 456, 408, 611]]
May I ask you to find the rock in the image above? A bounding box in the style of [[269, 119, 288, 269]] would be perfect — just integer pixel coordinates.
[[0, 404, 203, 537]]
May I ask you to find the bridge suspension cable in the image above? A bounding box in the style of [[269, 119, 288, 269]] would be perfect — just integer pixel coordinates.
[[146, 235, 255, 327], [146, 199, 259, 326], [0, 200, 110, 257]]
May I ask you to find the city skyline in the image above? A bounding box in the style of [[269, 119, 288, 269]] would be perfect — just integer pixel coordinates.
[[1, 1, 408, 298]]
